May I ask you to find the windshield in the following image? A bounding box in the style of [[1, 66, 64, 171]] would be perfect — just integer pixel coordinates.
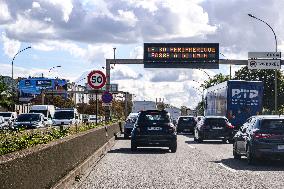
[[139, 112, 170, 124], [17, 114, 41, 122], [30, 110, 48, 117], [260, 119, 284, 131], [178, 117, 195, 124], [0, 113, 12, 117], [204, 118, 227, 126], [54, 111, 74, 119]]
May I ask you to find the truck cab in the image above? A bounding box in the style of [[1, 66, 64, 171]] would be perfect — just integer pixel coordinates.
[[29, 105, 55, 126]]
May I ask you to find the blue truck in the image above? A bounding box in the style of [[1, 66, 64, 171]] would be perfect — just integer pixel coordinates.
[[204, 80, 264, 128]]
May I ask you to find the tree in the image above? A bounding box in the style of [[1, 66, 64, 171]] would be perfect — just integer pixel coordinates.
[[195, 101, 204, 116], [202, 73, 230, 89], [0, 76, 14, 110], [233, 66, 284, 112]]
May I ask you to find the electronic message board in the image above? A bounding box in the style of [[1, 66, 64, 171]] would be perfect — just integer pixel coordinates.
[[144, 43, 219, 68]]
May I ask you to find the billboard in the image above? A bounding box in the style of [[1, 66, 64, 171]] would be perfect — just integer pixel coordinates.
[[144, 43, 219, 68]]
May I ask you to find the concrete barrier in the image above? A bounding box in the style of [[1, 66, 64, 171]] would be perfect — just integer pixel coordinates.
[[0, 123, 121, 189]]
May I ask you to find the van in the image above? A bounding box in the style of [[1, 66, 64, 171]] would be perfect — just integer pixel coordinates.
[[52, 108, 80, 125], [29, 105, 55, 126], [0, 112, 17, 128], [13, 113, 46, 129]]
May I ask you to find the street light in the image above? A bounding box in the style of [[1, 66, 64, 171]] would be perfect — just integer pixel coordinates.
[[11, 46, 31, 80], [248, 13, 278, 113], [219, 52, 232, 79]]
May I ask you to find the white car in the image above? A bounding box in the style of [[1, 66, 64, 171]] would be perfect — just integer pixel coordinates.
[[0, 116, 9, 129], [13, 113, 46, 129], [0, 112, 17, 128]]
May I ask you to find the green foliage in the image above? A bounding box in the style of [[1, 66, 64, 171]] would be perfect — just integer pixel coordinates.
[[0, 76, 14, 110], [195, 101, 204, 116], [234, 66, 284, 112], [202, 73, 230, 89], [0, 120, 121, 155]]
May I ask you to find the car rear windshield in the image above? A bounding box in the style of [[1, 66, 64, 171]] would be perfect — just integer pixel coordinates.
[[0, 113, 12, 117], [17, 114, 40, 122], [139, 112, 170, 124], [178, 117, 195, 124], [204, 118, 227, 126], [260, 119, 284, 131]]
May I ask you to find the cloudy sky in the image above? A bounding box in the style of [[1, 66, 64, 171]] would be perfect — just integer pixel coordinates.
[[1, 0, 284, 109]]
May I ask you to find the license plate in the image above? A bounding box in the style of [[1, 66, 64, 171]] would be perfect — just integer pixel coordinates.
[[184, 129, 190, 131], [212, 127, 223, 130], [148, 127, 162, 131], [278, 145, 284, 150]]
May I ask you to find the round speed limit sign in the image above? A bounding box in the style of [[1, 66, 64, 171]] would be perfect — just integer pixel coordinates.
[[87, 70, 106, 89]]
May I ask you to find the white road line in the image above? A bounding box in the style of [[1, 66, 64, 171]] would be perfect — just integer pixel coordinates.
[[188, 144, 196, 149], [217, 163, 237, 173]]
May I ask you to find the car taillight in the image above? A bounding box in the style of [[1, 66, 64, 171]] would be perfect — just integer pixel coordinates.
[[253, 133, 275, 139], [226, 124, 234, 129]]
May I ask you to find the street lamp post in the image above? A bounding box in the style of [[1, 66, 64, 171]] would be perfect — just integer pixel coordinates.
[[11, 46, 31, 80], [248, 13, 278, 113]]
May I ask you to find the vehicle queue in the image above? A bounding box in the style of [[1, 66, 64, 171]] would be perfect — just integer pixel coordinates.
[[124, 109, 284, 165]]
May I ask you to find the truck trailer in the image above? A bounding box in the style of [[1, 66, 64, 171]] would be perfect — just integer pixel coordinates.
[[204, 80, 263, 128]]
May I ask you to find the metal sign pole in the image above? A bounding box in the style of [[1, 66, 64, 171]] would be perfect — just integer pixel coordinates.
[[96, 91, 98, 125]]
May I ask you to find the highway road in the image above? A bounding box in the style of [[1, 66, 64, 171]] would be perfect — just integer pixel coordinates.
[[74, 135, 284, 189]]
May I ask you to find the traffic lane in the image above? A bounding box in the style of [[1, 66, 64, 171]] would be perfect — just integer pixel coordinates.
[[184, 134, 284, 172], [75, 135, 284, 189]]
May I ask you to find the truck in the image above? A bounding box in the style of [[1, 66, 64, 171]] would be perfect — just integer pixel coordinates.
[[29, 105, 55, 126], [204, 80, 264, 128], [52, 108, 81, 126], [132, 101, 157, 113]]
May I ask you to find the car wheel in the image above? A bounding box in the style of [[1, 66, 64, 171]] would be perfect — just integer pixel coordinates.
[[193, 136, 197, 142], [233, 142, 241, 160], [131, 142, 137, 151], [247, 145, 257, 165], [170, 142, 177, 153], [228, 138, 234, 144]]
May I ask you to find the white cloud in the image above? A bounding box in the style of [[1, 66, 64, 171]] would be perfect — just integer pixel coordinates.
[[0, 1, 11, 22], [117, 10, 138, 27], [1, 32, 21, 58], [32, 2, 41, 9], [48, 0, 73, 22], [129, 46, 143, 59]]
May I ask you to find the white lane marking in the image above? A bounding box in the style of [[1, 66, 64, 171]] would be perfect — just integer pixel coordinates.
[[217, 163, 237, 173], [188, 144, 196, 149]]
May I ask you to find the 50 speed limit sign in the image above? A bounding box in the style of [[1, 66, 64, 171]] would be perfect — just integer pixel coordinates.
[[87, 70, 106, 89]]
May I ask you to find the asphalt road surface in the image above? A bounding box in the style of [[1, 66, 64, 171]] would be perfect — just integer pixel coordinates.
[[74, 134, 284, 189]]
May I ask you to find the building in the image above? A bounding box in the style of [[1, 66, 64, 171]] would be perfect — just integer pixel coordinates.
[[68, 83, 89, 104]]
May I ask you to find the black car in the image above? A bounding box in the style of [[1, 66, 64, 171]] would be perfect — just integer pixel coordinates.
[[233, 116, 284, 164], [194, 116, 235, 143], [176, 116, 197, 134], [131, 110, 177, 152]]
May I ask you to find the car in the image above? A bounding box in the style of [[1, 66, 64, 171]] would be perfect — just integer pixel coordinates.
[[13, 113, 46, 130], [233, 115, 284, 164], [88, 115, 101, 124], [124, 113, 139, 139], [176, 116, 197, 134], [131, 110, 177, 152], [0, 112, 17, 129], [0, 116, 9, 129], [194, 116, 235, 143]]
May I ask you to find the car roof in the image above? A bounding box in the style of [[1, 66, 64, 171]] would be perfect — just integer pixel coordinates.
[[251, 115, 284, 120], [178, 116, 195, 118], [19, 113, 43, 116], [204, 116, 227, 119]]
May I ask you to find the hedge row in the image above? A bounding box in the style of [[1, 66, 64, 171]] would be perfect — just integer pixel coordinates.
[[0, 120, 120, 155]]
